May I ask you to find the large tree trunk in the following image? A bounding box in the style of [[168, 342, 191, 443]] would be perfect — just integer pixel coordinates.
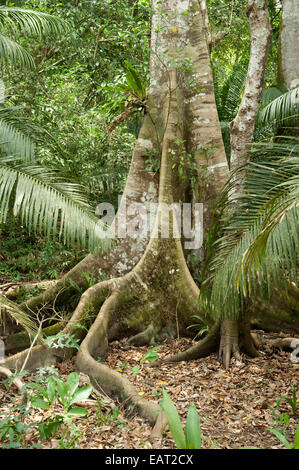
[[2, 0, 228, 432], [1, 0, 273, 433]]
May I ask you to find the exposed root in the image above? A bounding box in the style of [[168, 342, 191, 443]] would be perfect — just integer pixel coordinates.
[[0, 280, 58, 300], [1, 278, 115, 370], [268, 337, 299, 351], [0, 365, 26, 394], [147, 322, 220, 367], [128, 324, 157, 346], [76, 288, 164, 437]]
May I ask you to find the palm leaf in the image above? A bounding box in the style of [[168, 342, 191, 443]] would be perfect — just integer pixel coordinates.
[[0, 117, 35, 160], [260, 86, 284, 109], [215, 60, 248, 122], [0, 160, 111, 253], [0, 7, 68, 37], [0, 33, 35, 69], [202, 139, 299, 318], [0, 295, 37, 336], [258, 86, 299, 128]]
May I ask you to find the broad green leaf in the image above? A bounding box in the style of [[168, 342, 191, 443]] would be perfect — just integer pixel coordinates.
[[38, 418, 62, 440], [32, 383, 48, 399], [69, 385, 92, 406], [66, 372, 79, 398], [132, 366, 140, 377], [67, 406, 89, 417], [56, 379, 67, 406], [30, 397, 50, 410], [160, 389, 186, 449], [185, 402, 202, 449], [140, 346, 163, 364], [46, 377, 56, 404]]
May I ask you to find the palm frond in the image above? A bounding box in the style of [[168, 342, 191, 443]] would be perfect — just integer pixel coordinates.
[[0, 33, 35, 69], [258, 86, 299, 128], [215, 60, 248, 122], [0, 117, 35, 160], [202, 139, 299, 319], [0, 7, 68, 37], [0, 294, 37, 336], [260, 86, 284, 109], [0, 161, 111, 253]]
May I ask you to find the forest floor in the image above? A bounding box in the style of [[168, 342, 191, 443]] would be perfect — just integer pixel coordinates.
[[0, 331, 298, 450]]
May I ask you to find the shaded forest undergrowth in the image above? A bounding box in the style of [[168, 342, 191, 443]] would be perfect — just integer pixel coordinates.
[[0, 332, 298, 449]]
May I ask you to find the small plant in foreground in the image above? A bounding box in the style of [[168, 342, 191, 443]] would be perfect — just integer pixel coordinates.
[[276, 385, 297, 414], [30, 372, 92, 447], [31, 371, 92, 415], [0, 406, 34, 448], [132, 345, 162, 377], [96, 401, 127, 429], [268, 423, 299, 449], [160, 389, 217, 449]]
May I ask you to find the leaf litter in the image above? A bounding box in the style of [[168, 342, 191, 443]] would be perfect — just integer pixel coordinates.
[[0, 331, 298, 449]]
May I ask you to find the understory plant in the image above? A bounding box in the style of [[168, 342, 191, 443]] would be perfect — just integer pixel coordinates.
[[0, 371, 92, 448], [160, 389, 217, 449]]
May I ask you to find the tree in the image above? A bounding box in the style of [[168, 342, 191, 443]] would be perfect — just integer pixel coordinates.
[[1, 0, 296, 438]]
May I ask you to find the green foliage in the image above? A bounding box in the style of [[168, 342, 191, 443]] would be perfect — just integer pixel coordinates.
[[266, 387, 298, 449], [140, 345, 162, 364], [160, 389, 216, 449], [201, 138, 299, 319], [268, 425, 299, 450], [0, 404, 35, 448], [0, 156, 112, 253], [0, 294, 37, 336], [187, 315, 210, 340], [132, 345, 162, 377], [258, 86, 299, 129], [0, 5, 68, 69], [0, 372, 92, 448], [0, 222, 86, 282], [42, 332, 81, 351], [0, 5, 112, 254], [276, 385, 297, 415], [122, 60, 146, 100], [96, 401, 127, 430], [30, 371, 92, 447]]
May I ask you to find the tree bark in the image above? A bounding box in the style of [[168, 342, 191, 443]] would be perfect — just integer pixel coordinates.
[[277, 0, 299, 89]]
